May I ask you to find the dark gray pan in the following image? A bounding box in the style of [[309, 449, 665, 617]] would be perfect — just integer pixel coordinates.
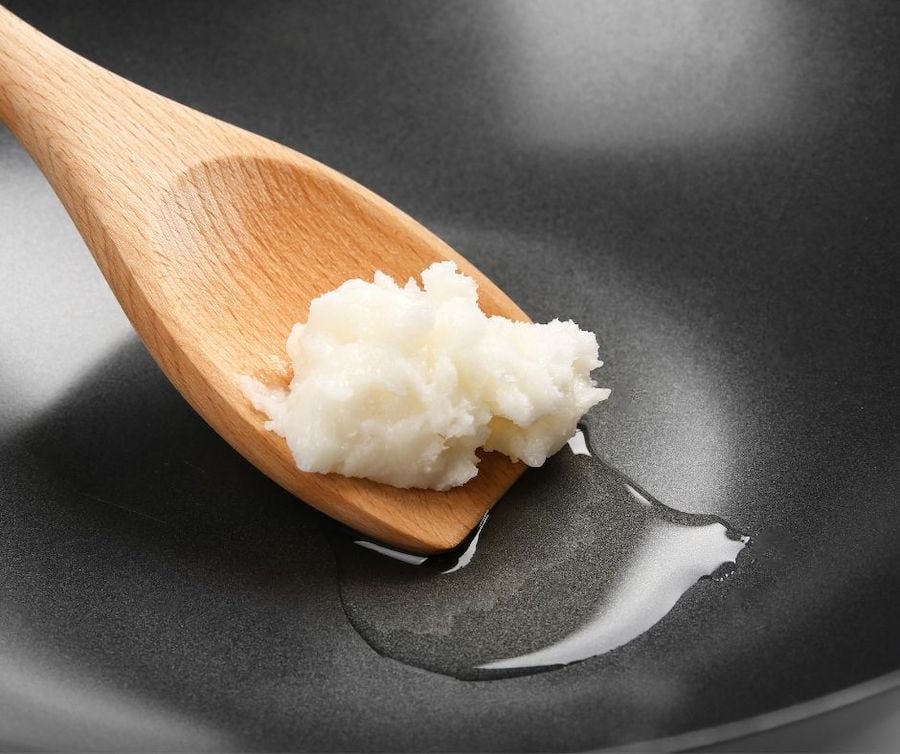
[[1, 1, 898, 750]]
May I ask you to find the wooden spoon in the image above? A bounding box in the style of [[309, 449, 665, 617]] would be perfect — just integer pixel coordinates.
[[0, 7, 527, 553]]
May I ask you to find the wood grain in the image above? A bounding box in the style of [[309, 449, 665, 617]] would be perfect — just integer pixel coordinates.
[[0, 6, 529, 553]]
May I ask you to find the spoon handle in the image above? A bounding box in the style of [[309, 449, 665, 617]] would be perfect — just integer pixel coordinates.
[[0, 5, 62, 142], [0, 7, 233, 265], [0, 7, 131, 177]]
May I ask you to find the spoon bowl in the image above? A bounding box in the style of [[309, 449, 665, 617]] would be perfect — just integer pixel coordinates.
[[0, 6, 527, 552]]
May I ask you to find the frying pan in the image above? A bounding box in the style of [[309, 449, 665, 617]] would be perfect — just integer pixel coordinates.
[[1, 1, 898, 750]]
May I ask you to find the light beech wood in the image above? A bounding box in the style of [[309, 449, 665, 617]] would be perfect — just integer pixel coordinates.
[[0, 6, 528, 553]]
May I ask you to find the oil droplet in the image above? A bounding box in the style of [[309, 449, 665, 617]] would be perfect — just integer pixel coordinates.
[[330, 426, 749, 679], [567, 428, 592, 456], [478, 516, 745, 670], [338, 513, 490, 573]]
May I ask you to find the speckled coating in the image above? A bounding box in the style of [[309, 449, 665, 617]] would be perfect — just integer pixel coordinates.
[[1, 1, 899, 751]]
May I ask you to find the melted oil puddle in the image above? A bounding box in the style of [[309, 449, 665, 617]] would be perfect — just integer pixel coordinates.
[[330, 427, 749, 679]]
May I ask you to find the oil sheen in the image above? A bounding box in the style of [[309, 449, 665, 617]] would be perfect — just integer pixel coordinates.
[[330, 428, 749, 679]]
